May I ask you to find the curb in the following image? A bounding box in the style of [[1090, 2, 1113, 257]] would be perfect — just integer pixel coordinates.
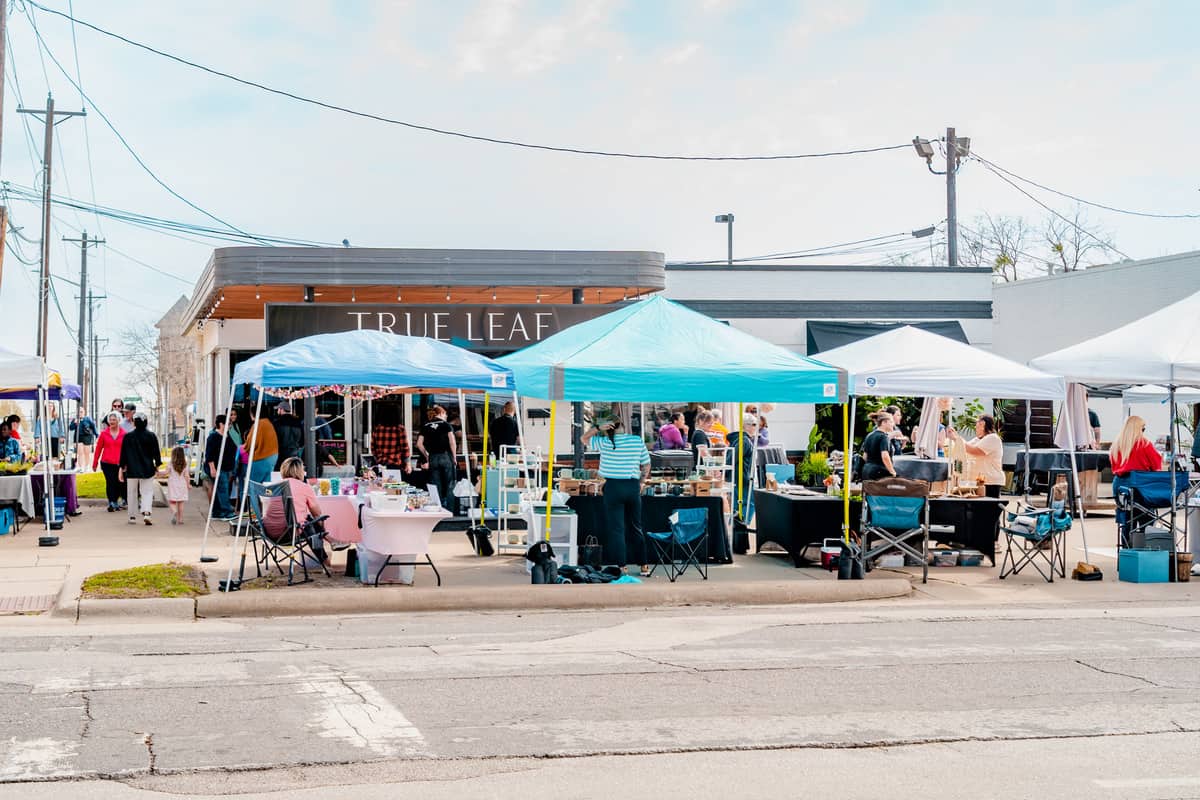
[[195, 578, 912, 618], [75, 597, 197, 622]]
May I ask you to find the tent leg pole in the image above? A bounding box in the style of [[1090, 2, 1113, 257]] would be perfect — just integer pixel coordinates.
[[199, 394, 235, 563], [844, 398, 855, 543], [545, 401, 556, 541], [1064, 408, 1089, 564], [480, 393, 490, 527], [225, 390, 263, 591], [736, 403, 744, 522], [457, 390, 470, 517], [1023, 399, 1032, 501]]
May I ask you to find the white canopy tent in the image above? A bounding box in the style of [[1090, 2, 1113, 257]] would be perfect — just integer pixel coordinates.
[[815, 326, 1085, 564], [0, 348, 57, 533], [1031, 291, 1200, 552], [1123, 385, 1200, 406], [817, 326, 1067, 400]]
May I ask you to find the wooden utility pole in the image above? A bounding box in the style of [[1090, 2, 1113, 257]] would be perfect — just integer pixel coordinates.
[[17, 95, 85, 357], [64, 231, 104, 394]]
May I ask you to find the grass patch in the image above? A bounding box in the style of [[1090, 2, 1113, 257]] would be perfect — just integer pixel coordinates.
[[81, 562, 209, 599], [76, 471, 107, 499]]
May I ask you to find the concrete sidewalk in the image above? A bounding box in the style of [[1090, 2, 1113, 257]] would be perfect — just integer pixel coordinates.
[[0, 487, 914, 621], [2, 485, 1194, 622]]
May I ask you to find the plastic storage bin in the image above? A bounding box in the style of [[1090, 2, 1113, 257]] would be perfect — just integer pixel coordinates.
[[1118, 548, 1170, 583]]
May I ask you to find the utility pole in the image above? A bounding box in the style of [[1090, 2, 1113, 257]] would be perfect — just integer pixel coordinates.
[[87, 291, 107, 420], [912, 129, 970, 267], [64, 231, 104, 399], [17, 94, 85, 357], [946, 127, 959, 267]]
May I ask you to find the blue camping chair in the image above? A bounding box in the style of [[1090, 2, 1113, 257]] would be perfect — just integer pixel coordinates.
[[861, 477, 930, 583], [645, 507, 709, 582], [1113, 470, 1190, 549], [999, 499, 1071, 582]]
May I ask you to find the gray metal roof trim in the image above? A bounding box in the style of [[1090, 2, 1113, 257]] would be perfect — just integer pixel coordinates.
[[666, 263, 993, 274], [677, 299, 993, 319], [208, 247, 666, 287]]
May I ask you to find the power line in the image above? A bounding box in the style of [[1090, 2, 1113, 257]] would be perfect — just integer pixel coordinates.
[[2, 181, 338, 248], [26, 1, 913, 163], [971, 153, 1200, 220], [25, 14, 271, 244], [975, 161, 1134, 262], [669, 227, 943, 265], [66, 0, 108, 246]]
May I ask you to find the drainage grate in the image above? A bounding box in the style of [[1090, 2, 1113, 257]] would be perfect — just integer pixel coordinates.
[[0, 594, 56, 613]]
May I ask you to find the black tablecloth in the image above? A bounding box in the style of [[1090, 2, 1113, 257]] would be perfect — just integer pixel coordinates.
[[893, 456, 950, 483], [1014, 449, 1110, 473], [567, 495, 731, 565], [753, 490, 1004, 566]]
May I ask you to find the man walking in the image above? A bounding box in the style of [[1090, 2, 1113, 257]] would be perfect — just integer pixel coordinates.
[[204, 414, 238, 520], [119, 403, 137, 434]]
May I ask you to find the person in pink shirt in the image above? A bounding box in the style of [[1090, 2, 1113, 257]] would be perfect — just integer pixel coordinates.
[[262, 457, 329, 564]]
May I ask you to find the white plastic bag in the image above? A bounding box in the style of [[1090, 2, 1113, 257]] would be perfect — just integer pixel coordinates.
[[453, 478, 476, 498]]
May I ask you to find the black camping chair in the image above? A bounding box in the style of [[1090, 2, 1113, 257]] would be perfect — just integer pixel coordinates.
[[245, 481, 330, 586]]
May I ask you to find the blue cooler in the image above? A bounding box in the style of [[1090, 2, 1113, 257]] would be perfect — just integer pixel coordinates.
[[1118, 548, 1170, 583], [49, 496, 66, 531]]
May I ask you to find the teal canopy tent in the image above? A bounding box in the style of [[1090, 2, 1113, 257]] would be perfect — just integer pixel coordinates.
[[498, 296, 848, 538], [497, 296, 846, 402]]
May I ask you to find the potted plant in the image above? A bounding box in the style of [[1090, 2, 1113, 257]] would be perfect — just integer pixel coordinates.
[[796, 452, 832, 488]]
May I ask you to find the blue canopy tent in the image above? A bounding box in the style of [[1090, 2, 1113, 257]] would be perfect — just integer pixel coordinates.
[[208, 330, 513, 586], [0, 383, 82, 401], [498, 296, 848, 539]]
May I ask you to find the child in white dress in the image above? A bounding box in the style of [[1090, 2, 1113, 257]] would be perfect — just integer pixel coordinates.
[[166, 446, 190, 525]]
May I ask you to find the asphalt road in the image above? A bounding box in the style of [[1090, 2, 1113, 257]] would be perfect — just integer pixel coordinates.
[[3, 598, 1200, 799]]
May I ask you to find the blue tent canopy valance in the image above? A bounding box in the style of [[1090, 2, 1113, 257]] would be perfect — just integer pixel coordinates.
[[230, 329, 512, 393], [498, 296, 846, 403]]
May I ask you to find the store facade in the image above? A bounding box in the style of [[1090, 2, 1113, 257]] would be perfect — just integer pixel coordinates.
[[183, 247, 995, 461]]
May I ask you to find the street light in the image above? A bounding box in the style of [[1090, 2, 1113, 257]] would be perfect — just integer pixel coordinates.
[[714, 213, 735, 267], [913, 128, 968, 266]]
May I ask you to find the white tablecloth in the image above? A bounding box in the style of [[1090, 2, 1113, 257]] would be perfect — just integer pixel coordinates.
[[359, 506, 451, 585], [0, 474, 36, 517]]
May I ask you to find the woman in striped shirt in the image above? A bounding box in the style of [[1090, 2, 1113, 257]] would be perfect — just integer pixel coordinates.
[[583, 419, 650, 571]]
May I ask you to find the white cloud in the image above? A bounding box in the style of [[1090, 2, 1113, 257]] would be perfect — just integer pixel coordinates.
[[662, 42, 701, 66]]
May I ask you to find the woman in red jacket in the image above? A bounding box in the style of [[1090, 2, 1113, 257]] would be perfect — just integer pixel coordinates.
[[1110, 415, 1163, 477], [92, 412, 126, 512]]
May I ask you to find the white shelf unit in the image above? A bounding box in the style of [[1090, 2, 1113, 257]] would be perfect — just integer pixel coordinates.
[[702, 445, 745, 534], [524, 503, 578, 569], [486, 445, 544, 553]]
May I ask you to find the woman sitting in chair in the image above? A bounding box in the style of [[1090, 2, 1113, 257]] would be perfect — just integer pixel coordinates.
[[262, 457, 330, 562], [1110, 415, 1163, 478]]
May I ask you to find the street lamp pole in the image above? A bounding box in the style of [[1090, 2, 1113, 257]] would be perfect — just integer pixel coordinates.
[[714, 214, 735, 266]]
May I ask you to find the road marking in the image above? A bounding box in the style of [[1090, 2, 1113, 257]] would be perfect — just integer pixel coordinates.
[[0, 737, 78, 780], [294, 667, 427, 757]]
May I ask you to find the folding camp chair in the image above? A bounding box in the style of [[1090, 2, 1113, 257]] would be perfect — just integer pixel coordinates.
[[1113, 470, 1190, 549], [861, 477, 930, 583], [644, 507, 709, 582], [244, 481, 331, 586], [998, 499, 1070, 582]]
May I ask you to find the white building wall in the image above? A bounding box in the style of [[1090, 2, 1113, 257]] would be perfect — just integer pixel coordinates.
[[993, 251, 1200, 442]]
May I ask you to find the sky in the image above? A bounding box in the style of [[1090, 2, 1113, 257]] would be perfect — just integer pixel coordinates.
[[1, 0, 1198, 405]]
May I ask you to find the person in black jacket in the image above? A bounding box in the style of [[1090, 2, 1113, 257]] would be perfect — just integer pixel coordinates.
[[204, 414, 238, 519], [119, 413, 162, 526], [488, 401, 521, 457], [273, 402, 304, 469]]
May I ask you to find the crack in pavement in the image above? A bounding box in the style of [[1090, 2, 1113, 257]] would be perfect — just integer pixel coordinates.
[[1125, 618, 1200, 635], [1074, 659, 1164, 688], [78, 690, 94, 739], [142, 733, 157, 775]]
